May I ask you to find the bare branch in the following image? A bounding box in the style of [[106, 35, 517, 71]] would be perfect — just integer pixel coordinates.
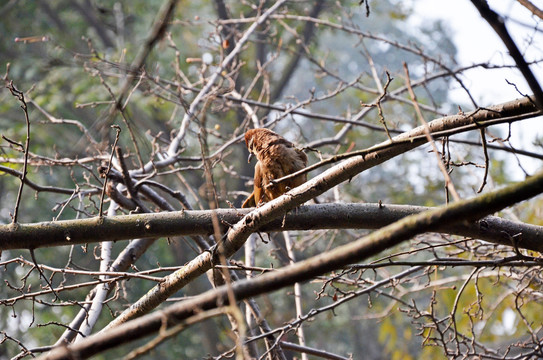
[[2, 203, 542, 253]]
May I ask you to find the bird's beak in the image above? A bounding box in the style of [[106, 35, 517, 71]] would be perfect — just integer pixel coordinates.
[[247, 152, 254, 163]]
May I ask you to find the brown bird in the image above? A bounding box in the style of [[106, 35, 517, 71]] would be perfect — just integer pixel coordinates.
[[242, 128, 308, 208]]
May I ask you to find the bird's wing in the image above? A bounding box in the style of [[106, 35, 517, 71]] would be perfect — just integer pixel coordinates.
[[253, 161, 266, 205]]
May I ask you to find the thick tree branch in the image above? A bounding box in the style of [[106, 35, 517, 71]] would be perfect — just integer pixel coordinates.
[[1, 204, 542, 253]]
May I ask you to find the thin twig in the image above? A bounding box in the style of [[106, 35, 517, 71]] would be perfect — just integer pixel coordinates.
[[99, 126, 121, 217], [4, 82, 60, 304], [476, 129, 490, 193], [361, 70, 394, 141], [6, 81, 30, 223], [403, 62, 461, 202]]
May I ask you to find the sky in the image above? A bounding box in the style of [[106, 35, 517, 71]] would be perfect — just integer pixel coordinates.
[[411, 0, 541, 104], [410, 0, 543, 176]]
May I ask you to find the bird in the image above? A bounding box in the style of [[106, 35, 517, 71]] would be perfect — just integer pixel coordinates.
[[242, 128, 308, 208]]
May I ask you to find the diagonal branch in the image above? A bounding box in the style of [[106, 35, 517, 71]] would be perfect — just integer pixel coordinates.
[[516, 0, 543, 22], [273, 96, 540, 186]]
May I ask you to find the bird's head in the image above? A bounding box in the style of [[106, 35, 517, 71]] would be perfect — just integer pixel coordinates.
[[244, 128, 281, 163], [244, 129, 258, 163]]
